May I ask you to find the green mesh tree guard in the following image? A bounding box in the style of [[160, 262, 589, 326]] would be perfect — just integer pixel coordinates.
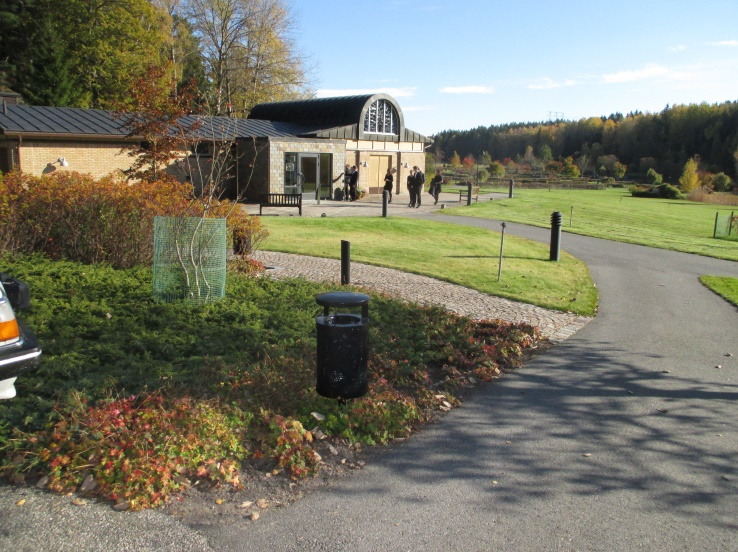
[[714, 211, 738, 241], [153, 216, 227, 305]]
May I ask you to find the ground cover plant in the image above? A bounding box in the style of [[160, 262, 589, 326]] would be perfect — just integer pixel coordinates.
[[443, 187, 738, 261], [0, 254, 544, 510], [258, 217, 597, 316], [700, 276, 738, 307]]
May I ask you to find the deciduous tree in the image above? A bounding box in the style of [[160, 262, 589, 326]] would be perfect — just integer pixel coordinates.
[[678, 157, 700, 193]]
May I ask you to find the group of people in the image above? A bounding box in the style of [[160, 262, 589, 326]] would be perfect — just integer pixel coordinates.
[[334, 164, 359, 201], [405, 166, 443, 207], [336, 163, 443, 206]]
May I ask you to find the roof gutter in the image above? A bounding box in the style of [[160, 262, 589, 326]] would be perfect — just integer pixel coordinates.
[[1, 131, 141, 142]]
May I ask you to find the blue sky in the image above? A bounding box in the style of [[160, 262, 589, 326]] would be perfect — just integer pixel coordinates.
[[293, 0, 738, 136]]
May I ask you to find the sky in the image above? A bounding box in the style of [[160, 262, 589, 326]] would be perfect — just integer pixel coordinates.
[[293, 0, 738, 136]]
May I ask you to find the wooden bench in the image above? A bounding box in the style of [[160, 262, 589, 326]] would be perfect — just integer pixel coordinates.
[[458, 186, 480, 203], [259, 193, 302, 216]]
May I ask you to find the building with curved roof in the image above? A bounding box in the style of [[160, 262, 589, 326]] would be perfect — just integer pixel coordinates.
[[0, 91, 431, 201]]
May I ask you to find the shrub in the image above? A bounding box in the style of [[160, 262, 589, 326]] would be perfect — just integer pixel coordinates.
[[712, 172, 734, 192], [657, 183, 684, 199], [0, 171, 190, 267], [646, 168, 663, 185], [629, 183, 683, 199], [0, 171, 267, 269]]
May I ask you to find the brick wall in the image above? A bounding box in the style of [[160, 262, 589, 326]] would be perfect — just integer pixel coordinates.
[[19, 140, 132, 178]]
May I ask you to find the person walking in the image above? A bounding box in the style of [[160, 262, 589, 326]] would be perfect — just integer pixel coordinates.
[[383, 168, 394, 203], [413, 165, 425, 208], [407, 168, 417, 207], [348, 165, 359, 201], [429, 169, 443, 205]]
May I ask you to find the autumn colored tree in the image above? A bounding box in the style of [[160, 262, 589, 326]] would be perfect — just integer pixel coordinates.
[[561, 157, 581, 178], [115, 65, 200, 183], [450, 151, 461, 169], [489, 160, 505, 178], [613, 161, 627, 179], [678, 157, 700, 193]]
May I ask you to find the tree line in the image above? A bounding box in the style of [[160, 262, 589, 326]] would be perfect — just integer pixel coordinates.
[[0, 0, 312, 116], [432, 102, 738, 182]]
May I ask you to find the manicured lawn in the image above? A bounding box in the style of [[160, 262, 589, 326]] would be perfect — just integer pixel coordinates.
[[700, 275, 738, 307], [259, 217, 597, 316], [443, 187, 738, 261]]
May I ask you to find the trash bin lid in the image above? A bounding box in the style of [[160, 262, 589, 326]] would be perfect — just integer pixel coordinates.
[[315, 291, 370, 309]]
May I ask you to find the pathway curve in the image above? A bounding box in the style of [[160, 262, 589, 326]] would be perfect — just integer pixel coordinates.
[[253, 250, 590, 343]]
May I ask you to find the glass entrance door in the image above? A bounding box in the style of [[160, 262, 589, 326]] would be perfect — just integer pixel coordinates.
[[300, 155, 318, 201]]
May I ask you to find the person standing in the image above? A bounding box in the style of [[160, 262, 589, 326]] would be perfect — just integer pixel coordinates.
[[383, 167, 394, 203], [429, 169, 443, 205], [413, 165, 425, 208], [332, 163, 351, 201], [407, 168, 416, 207], [348, 165, 359, 201]]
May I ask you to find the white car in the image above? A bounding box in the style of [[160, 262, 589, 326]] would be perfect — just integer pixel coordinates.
[[0, 274, 42, 399]]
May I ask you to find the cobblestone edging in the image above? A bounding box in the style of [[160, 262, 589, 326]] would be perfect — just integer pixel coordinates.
[[252, 250, 591, 343]]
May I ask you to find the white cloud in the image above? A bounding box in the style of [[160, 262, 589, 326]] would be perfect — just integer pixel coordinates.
[[601, 64, 693, 84], [669, 44, 687, 52], [528, 77, 577, 90], [706, 40, 738, 47], [439, 86, 495, 94], [316, 87, 417, 98]]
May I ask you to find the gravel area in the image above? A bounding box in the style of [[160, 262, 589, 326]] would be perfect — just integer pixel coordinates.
[[253, 250, 591, 342]]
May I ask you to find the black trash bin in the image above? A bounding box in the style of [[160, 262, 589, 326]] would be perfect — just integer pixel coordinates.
[[315, 291, 369, 399]]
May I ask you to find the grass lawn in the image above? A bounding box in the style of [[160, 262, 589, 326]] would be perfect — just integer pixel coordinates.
[[443, 187, 738, 261], [700, 275, 738, 307], [258, 217, 597, 316]]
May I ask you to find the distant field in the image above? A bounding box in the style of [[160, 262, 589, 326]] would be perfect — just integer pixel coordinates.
[[442, 187, 738, 261]]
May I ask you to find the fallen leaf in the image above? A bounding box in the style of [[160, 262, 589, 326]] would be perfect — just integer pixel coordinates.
[[16, 499, 26, 506], [491, 480, 498, 485], [582, 453, 592, 457], [236, 501, 253, 509], [215, 499, 225, 505], [72, 498, 88, 506], [249, 512, 260, 521], [256, 499, 268, 509], [311, 412, 325, 421]]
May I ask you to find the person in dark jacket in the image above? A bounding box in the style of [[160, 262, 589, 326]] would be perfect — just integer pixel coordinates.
[[383, 168, 394, 203], [413, 166, 425, 208], [348, 165, 359, 201], [429, 169, 443, 204], [407, 168, 417, 207]]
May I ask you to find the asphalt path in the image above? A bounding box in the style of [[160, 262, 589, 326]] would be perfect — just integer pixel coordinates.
[[3, 215, 737, 551]]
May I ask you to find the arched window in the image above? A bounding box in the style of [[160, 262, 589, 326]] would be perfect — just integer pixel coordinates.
[[363, 99, 399, 135]]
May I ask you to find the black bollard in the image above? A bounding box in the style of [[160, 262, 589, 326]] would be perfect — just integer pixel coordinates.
[[467, 181, 472, 206], [550, 211, 562, 261], [341, 240, 350, 284], [382, 190, 388, 217], [509, 178, 514, 198]]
